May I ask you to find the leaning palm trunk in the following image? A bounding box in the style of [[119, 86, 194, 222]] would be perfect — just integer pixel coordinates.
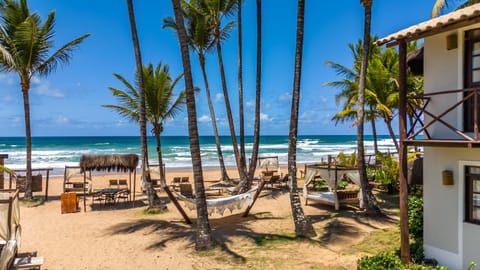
[[385, 117, 399, 152], [358, 0, 381, 215], [171, 0, 213, 251], [21, 83, 33, 200], [153, 125, 166, 185], [198, 55, 230, 182], [216, 41, 248, 182], [126, 0, 159, 207], [288, 0, 316, 238]]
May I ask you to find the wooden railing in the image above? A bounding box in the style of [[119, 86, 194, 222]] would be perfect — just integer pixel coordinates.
[[408, 87, 480, 142]]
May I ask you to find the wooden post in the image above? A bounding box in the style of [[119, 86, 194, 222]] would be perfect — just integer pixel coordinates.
[[163, 185, 191, 224], [83, 171, 87, 212], [398, 39, 410, 264], [243, 179, 267, 217], [45, 169, 50, 201], [0, 154, 8, 189]]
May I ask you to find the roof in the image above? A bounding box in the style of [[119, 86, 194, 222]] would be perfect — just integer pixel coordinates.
[[377, 3, 480, 46], [79, 154, 139, 172]]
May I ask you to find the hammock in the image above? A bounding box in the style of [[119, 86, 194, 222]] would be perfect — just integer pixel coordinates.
[[174, 187, 258, 216]]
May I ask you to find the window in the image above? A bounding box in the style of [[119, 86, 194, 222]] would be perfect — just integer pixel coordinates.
[[464, 29, 480, 132], [465, 166, 480, 224]]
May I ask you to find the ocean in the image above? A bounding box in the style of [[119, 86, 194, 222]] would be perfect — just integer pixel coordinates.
[[0, 135, 396, 176]]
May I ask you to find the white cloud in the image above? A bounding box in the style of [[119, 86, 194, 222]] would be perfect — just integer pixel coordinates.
[[198, 115, 211, 122], [0, 73, 16, 86], [246, 100, 255, 107], [31, 77, 65, 98], [215, 93, 224, 103], [260, 113, 272, 121], [55, 115, 70, 124], [278, 92, 291, 102]]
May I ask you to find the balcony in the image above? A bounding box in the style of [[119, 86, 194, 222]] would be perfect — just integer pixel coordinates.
[[407, 87, 480, 147]]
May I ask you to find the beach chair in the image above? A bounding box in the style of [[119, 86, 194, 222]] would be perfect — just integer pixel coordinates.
[[181, 176, 189, 183], [179, 183, 194, 198], [170, 177, 181, 191], [116, 180, 130, 204], [108, 179, 118, 187]]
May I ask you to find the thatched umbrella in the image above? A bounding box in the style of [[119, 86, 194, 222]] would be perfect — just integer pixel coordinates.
[[79, 154, 139, 211], [407, 47, 424, 76]]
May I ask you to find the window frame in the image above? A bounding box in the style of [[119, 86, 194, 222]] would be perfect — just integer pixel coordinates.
[[464, 165, 480, 224]]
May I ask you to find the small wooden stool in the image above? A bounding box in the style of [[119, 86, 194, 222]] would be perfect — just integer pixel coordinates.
[[61, 192, 79, 214]]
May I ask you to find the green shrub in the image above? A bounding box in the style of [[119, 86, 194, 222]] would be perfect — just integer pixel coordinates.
[[357, 252, 404, 270], [410, 239, 424, 263], [408, 194, 423, 240]]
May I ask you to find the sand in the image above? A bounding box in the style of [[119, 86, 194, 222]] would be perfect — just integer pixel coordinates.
[[12, 166, 398, 270]]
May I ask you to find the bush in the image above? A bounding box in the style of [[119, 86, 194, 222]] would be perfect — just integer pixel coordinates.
[[408, 194, 423, 240], [357, 252, 404, 270]]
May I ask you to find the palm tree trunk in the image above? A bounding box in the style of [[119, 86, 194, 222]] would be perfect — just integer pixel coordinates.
[[154, 126, 166, 185], [385, 117, 400, 152], [198, 54, 230, 182], [21, 82, 33, 200], [238, 0, 246, 173], [126, 0, 158, 207], [216, 41, 248, 182], [171, 0, 213, 251], [369, 107, 379, 154], [288, 0, 316, 238], [359, 0, 381, 215]]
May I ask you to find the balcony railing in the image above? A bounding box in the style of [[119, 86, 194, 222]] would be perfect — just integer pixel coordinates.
[[407, 87, 480, 146]]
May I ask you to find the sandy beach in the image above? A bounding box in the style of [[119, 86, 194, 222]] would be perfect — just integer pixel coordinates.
[[12, 166, 399, 270]]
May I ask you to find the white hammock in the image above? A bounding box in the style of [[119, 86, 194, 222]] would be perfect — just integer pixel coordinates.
[[174, 187, 258, 216]]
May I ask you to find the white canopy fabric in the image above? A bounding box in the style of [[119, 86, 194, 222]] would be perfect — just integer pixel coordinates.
[[302, 165, 362, 209], [258, 156, 280, 175], [0, 190, 20, 244], [175, 187, 258, 216]]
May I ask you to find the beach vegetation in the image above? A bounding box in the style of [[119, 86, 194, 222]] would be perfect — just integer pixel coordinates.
[[104, 62, 186, 190], [171, 0, 214, 251], [432, 0, 480, 18], [286, 0, 316, 238], [0, 0, 89, 200]]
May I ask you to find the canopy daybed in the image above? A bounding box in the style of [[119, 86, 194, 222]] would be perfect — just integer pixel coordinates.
[[302, 164, 362, 210], [0, 189, 20, 269]]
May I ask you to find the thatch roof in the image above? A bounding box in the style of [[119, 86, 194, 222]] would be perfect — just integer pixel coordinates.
[[407, 47, 424, 76], [79, 154, 139, 172]]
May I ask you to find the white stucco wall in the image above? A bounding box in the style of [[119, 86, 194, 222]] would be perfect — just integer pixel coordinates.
[[423, 32, 460, 138], [423, 147, 480, 268]]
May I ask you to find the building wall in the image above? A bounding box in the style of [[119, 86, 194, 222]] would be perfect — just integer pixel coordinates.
[[423, 147, 480, 268], [424, 31, 460, 139]]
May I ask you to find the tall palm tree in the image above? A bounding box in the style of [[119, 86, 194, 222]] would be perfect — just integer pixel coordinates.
[[163, 1, 231, 182], [358, 0, 381, 215], [126, 0, 156, 207], [171, 0, 213, 251], [203, 0, 249, 183], [0, 0, 89, 199], [237, 0, 262, 193], [432, 0, 479, 17], [103, 62, 185, 189], [238, 0, 247, 182], [288, 0, 316, 238]]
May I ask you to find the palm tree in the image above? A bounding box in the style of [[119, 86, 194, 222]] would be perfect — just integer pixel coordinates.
[[163, 1, 231, 182], [237, 0, 262, 193], [288, 0, 316, 238], [126, 0, 156, 207], [203, 0, 249, 183], [171, 0, 213, 251], [237, 0, 247, 183], [0, 0, 89, 200], [432, 0, 479, 17], [358, 0, 381, 215], [103, 62, 185, 189]]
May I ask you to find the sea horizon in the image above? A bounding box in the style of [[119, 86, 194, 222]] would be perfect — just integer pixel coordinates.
[[0, 135, 397, 176]]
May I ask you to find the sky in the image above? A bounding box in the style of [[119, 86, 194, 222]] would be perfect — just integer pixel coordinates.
[[0, 0, 443, 137]]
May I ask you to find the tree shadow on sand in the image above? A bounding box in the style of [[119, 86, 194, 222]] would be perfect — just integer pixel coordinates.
[[107, 211, 302, 264]]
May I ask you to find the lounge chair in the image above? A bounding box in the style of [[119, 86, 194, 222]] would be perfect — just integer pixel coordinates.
[[109, 179, 118, 187], [181, 176, 189, 183], [179, 183, 194, 198], [170, 177, 181, 191]]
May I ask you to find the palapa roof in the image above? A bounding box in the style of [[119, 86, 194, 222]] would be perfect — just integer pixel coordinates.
[[377, 3, 480, 46], [79, 154, 139, 172]]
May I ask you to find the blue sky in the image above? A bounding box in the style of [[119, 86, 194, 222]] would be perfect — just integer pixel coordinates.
[[0, 0, 439, 137]]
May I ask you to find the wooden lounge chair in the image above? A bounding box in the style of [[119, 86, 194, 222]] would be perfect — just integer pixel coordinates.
[[170, 177, 181, 190], [181, 176, 189, 183], [179, 183, 194, 198], [109, 179, 118, 187]]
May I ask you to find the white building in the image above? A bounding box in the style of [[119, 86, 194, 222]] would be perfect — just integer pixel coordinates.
[[378, 4, 480, 268]]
